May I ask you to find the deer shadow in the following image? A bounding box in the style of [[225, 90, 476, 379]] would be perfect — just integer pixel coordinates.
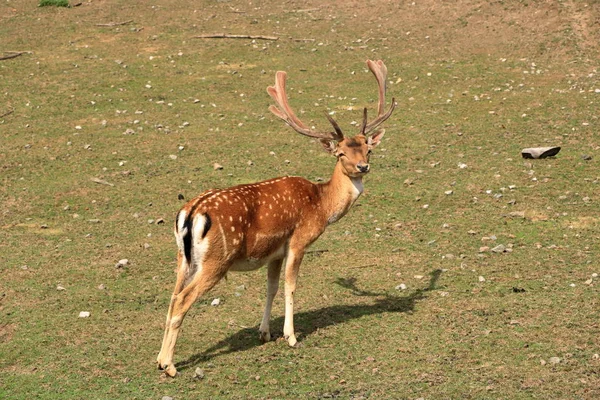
[[176, 269, 442, 372]]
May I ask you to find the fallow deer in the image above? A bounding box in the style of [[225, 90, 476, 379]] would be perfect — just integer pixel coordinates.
[[157, 60, 395, 377]]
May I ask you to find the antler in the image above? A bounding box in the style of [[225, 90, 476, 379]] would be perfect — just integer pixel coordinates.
[[268, 71, 343, 141], [362, 60, 396, 135]]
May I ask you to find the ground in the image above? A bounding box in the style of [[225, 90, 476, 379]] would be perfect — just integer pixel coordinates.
[[1, 0, 599, 398]]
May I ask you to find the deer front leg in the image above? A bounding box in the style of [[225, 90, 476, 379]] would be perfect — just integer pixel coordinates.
[[283, 249, 304, 347], [259, 259, 283, 342]]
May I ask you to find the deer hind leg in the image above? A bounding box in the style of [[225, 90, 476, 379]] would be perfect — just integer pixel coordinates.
[[157, 250, 191, 369], [157, 262, 225, 377], [259, 258, 283, 342]]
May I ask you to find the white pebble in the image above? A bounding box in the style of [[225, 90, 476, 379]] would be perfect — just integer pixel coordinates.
[[479, 276, 486, 282], [395, 283, 407, 290], [79, 311, 90, 318], [211, 298, 221, 306]]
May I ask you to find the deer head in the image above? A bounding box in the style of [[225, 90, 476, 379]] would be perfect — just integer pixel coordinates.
[[267, 60, 395, 178]]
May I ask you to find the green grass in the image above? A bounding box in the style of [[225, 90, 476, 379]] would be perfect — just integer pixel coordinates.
[[1, 0, 600, 398], [39, 0, 69, 7]]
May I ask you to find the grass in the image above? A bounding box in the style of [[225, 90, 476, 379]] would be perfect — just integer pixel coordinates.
[[38, 0, 69, 7], [1, 0, 600, 398]]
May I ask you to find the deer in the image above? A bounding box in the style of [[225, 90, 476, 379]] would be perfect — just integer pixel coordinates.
[[156, 60, 395, 377]]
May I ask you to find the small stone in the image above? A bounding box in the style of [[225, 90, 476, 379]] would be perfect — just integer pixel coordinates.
[[79, 311, 91, 318], [115, 259, 129, 269], [491, 244, 506, 253], [169, 154, 178, 160], [247, 160, 254, 166], [123, 128, 135, 135], [479, 276, 486, 282], [479, 246, 490, 253], [581, 154, 592, 161], [414, 275, 424, 280], [395, 283, 407, 290], [56, 285, 66, 291], [592, 354, 599, 360], [143, 243, 151, 249], [593, 273, 598, 278], [88, 219, 100, 223], [98, 284, 106, 290], [549, 357, 561, 365], [211, 298, 221, 306], [445, 190, 453, 195], [193, 367, 205, 380], [213, 163, 223, 170]]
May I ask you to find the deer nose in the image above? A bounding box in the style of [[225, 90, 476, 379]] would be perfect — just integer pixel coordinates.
[[357, 163, 370, 173]]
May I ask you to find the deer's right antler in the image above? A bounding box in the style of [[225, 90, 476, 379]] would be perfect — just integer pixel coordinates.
[[268, 71, 344, 141]]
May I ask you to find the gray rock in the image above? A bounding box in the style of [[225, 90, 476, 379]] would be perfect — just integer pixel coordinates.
[[491, 244, 506, 253], [193, 368, 205, 380], [521, 146, 561, 159]]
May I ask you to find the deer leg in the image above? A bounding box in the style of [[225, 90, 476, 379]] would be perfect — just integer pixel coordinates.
[[259, 258, 283, 342], [157, 251, 189, 367], [283, 249, 304, 347], [157, 266, 224, 377]]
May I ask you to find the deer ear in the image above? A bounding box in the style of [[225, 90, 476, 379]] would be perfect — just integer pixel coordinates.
[[320, 139, 337, 154], [367, 129, 385, 148]]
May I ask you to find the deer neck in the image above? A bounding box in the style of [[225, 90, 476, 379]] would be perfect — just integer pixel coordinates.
[[319, 161, 364, 225]]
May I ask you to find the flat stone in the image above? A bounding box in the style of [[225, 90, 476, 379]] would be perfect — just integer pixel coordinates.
[[521, 146, 561, 159]]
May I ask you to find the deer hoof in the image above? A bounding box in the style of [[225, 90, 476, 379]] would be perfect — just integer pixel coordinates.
[[259, 331, 271, 343], [285, 334, 297, 347], [164, 364, 177, 377]]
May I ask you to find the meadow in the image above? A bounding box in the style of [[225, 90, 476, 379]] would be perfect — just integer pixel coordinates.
[[1, 1, 599, 398]]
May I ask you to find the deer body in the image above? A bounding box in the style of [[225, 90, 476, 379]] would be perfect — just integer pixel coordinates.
[[157, 60, 395, 377]]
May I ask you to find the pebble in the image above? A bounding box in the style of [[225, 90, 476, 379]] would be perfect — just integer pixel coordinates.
[[491, 244, 506, 253], [115, 259, 129, 269], [79, 311, 91, 318], [213, 163, 223, 170], [395, 283, 407, 290], [193, 368, 205, 380], [479, 276, 486, 282], [549, 357, 561, 365], [211, 298, 221, 306], [56, 285, 66, 291]]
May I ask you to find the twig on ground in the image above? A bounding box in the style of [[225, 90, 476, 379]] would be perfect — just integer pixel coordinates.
[[306, 249, 329, 255], [0, 109, 14, 118], [293, 38, 316, 42], [0, 52, 25, 61], [91, 177, 115, 187], [193, 34, 279, 41], [95, 20, 133, 27]]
